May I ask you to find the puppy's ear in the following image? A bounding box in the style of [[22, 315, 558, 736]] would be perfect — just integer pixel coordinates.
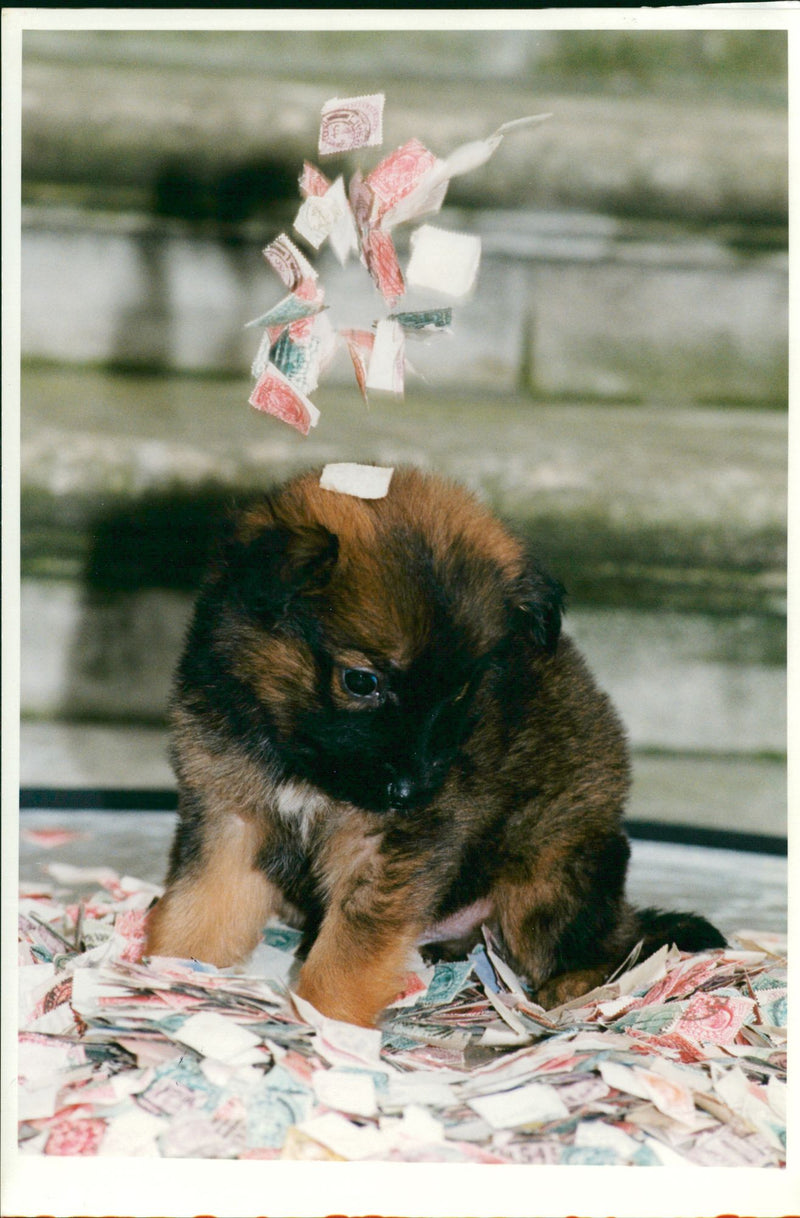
[[511, 563, 565, 654], [228, 522, 338, 620]]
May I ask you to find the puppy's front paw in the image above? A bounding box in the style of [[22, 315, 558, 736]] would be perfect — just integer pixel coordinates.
[[294, 970, 377, 1028], [534, 966, 608, 1010]]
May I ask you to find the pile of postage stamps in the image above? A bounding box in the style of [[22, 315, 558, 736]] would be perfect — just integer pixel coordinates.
[[18, 862, 786, 1164]]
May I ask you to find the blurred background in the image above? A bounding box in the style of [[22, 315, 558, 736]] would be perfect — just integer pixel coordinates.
[[18, 27, 787, 911]]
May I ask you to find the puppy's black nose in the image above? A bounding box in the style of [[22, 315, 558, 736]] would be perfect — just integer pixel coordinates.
[[387, 776, 415, 809]]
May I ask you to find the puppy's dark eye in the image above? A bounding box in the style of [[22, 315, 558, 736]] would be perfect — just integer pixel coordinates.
[[341, 667, 380, 699]]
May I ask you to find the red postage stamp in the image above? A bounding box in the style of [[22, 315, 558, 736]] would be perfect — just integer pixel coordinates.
[[363, 228, 405, 306], [366, 138, 438, 221], [299, 160, 331, 199], [249, 365, 321, 435]]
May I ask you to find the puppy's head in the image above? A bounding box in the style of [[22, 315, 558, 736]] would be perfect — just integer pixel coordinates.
[[204, 467, 563, 814]]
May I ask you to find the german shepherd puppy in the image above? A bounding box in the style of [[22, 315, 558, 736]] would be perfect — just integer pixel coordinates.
[[145, 466, 725, 1026]]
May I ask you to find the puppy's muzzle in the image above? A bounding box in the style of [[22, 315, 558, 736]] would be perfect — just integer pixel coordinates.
[[385, 756, 450, 813]]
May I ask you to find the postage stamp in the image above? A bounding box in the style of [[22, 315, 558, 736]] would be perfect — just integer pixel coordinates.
[[318, 93, 385, 156]]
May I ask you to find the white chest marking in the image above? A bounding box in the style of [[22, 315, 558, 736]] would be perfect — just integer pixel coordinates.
[[273, 781, 324, 844]]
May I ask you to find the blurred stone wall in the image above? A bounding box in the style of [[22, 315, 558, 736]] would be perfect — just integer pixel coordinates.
[[21, 28, 788, 404]]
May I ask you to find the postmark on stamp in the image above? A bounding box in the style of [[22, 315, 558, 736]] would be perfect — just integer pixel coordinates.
[[319, 93, 385, 156]]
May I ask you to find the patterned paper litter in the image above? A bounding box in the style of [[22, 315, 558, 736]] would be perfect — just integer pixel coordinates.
[[16, 868, 787, 1164], [244, 94, 550, 429]]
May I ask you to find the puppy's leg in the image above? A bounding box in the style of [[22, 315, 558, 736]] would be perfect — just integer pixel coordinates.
[[493, 830, 632, 1009], [297, 914, 421, 1027], [294, 825, 429, 1026], [145, 808, 278, 968]]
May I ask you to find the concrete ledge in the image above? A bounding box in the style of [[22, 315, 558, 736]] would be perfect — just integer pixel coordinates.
[[20, 367, 788, 614], [22, 58, 787, 225], [20, 206, 788, 403]]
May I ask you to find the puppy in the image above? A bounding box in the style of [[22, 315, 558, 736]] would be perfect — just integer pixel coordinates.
[[145, 466, 725, 1025]]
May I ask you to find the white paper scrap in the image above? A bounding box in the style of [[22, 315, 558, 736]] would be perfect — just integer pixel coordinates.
[[385, 1074, 457, 1110], [366, 318, 405, 394], [98, 1108, 169, 1157], [298, 1111, 387, 1160], [292, 992, 386, 1067], [245, 942, 297, 985], [319, 463, 394, 500], [312, 1068, 377, 1117], [17, 1083, 59, 1122], [468, 1081, 569, 1129], [172, 1012, 263, 1063], [613, 943, 677, 995], [382, 1103, 446, 1146], [46, 863, 119, 887], [294, 175, 358, 263], [598, 1060, 652, 1101], [406, 225, 481, 299]]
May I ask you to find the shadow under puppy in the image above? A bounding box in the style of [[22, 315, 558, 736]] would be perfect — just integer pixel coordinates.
[[145, 466, 725, 1026]]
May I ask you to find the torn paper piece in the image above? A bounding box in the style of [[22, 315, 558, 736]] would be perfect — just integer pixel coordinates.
[[268, 330, 323, 397], [482, 929, 528, 998], [420, 960, 475, 1005], [385, 1074, 457, 1110], [390, 308, 452, 334], [21, 827, 84, 849], [17, 1082, 60, 1122], [363, 227, 405, 306], [381, 112, 550, 231], [172, 1012, 263, 1064], [319, 463, 394, 500], [440, 113, 551, 183], [245, 293, 323, 331], [673, 990, 755, 1045], [263, 233, 318, 292], [249, 365, 321, 436], [380, 174, 449, 232], [299, 160, 331, 199], [312, 1068, 377, 1118], [310, 312, 339, 383], [327, 177, 361, 264], [365, 138, 439, 223], [340, 328, 375, 401], [319, 93, 385, 156], [294, 175, 357, 261], [637, 1068, 699, 1128], [348, 169, 375, 240], [406, 225, 481, 299], [45, 1114, 108, 1156], [97, 1108, 168, 1157], [246, 942, 297, 986], [250, 326, 274, 380], [468, 1081, 569, 1130], [46, 862, 119, 887], [366, 318, 405, 394], [613, 943, 676, 996], [292, 992, 386, 1068], [298, 1111, 386, 1160], [381, 1104, 446, 1149]]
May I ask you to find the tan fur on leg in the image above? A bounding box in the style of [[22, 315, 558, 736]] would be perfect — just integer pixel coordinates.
[[296, 918, 420, 1027], [145, 815, 278, 967]]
